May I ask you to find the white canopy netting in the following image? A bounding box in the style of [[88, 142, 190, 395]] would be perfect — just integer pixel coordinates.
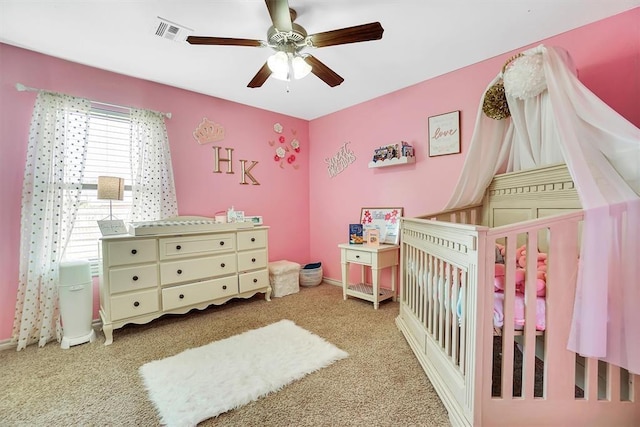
[[446, 45, 640, 374]]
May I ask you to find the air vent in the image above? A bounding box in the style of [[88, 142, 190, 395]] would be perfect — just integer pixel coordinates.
[[153, 16, 193, 42]]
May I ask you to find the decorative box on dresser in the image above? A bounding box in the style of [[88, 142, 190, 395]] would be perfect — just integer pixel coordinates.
[[99, 226, 270, 345]]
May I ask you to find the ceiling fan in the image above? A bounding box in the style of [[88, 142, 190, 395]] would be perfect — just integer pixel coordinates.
[[186, 0, 384, 88]]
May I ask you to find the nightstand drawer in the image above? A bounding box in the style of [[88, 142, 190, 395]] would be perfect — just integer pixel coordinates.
[[239, 269, 269, 293], [346, 250, 372, 265], [159, 233, 235, 260], [160, 253, 237, 285], [109, 264, 157, 294], [237, 249, 268, 272], [237, 229, 268, 251], [106, 239, 157, 267], [110, 289, 159, 321], [162, 277, 238, 311]]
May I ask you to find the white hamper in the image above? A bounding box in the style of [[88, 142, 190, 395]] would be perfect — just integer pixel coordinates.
[[268, 260, 301, 298], [299, 264, 323, 287], [58, 260, 96, 349]]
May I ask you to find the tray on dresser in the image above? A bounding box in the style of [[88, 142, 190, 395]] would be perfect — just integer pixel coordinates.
[[128, 218, 253, 236]]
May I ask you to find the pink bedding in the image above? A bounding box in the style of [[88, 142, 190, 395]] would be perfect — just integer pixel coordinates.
[[493, 291, 546, 331]]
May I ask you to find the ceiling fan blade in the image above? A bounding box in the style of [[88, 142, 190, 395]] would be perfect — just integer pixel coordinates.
[[187, 36, 263, 47], [265, 0, 292, 32], [247, 62, 272, 88], [304, 55, 344, 87], [308, 22, 384, 48]]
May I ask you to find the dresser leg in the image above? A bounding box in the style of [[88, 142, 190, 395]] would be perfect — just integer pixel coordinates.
[[265, 285, 272, 301], [103, 323, 113, 346]]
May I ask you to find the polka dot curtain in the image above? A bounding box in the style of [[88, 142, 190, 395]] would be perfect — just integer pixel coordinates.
[[129, 108, 178, 222], [13, 97, 178, 351], [13, 92, 91, 350]]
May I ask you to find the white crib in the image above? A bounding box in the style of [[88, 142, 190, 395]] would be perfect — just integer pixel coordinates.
[[396, 163, 639, 426]]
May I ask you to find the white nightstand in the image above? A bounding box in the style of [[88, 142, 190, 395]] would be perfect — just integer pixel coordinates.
[[338, 243, 399, 309]]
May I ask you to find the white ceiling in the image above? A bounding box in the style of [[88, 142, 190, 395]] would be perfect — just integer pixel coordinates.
[[1, 1, 637, 120]]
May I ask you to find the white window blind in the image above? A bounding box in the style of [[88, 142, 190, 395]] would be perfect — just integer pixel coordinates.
[[63, 107, 132, 273]]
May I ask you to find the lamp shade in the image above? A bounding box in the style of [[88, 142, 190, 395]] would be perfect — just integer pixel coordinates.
[[268, 51, 289, 81], [97, 176, 124, 201], [292, 56, 312, 79], [268, 51, 312, 81]]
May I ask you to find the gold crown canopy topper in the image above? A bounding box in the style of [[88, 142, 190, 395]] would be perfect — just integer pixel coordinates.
[[193, 118, 225, 144]]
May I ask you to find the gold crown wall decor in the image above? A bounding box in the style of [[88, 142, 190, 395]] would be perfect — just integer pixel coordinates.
[[193, 118, 225, 144]]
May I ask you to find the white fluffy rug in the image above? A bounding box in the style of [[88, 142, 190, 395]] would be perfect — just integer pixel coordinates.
[[139, 319, 348, 426]]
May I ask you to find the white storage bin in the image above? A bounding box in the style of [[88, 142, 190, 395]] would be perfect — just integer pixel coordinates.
[[268, 260, 300, 297], [300, 266, 323, 287]]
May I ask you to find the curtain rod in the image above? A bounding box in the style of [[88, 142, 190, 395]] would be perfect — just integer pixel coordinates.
[[15, 83, 172, 119]]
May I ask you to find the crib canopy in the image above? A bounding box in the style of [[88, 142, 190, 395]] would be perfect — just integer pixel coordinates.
[[445, 45, 640, 374]]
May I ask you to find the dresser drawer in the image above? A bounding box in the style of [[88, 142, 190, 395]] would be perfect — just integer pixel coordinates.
[[110, 289, 159, 321], [160, 253, 237, 286], [162, 277, 238, 311], [105, 239, 157, 267], [237, 229, 268, 251], [239, 269, 269, 294], [237, 249, 268, 272], [159, 233, 235, 260], [109, 264, 157, 294], [346, 250, 372, 265]]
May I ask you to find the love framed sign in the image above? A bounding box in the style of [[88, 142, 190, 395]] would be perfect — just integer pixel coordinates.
[[428, 110, 460, 157]]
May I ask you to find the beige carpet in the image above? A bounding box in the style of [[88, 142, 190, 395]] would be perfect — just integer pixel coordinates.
[[0, 283, 450, 426]]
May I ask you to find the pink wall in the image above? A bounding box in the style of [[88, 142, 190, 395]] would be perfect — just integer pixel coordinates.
[[308, 9, 640, 283], [0, 44, 310, 341], [0, 9, 637, 343]]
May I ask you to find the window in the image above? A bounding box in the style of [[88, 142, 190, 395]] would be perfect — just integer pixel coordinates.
[[63, 107, 132, 274]]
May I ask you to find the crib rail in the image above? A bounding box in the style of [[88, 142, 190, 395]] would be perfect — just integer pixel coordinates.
[[416, 204, 483, 225], [398, 210, 640, 427]]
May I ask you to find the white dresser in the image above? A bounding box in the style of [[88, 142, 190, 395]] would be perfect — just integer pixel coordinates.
[[99, 226, 270, 344]]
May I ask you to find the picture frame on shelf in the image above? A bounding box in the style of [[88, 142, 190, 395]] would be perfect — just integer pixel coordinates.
[[360, 207, 403, 245], [428, 110, 460, 157]]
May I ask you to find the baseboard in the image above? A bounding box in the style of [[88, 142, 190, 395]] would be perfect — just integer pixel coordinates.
[[0, 339, 14, 352], [0, 319, 102, 352], [322, 277, 342, 287]]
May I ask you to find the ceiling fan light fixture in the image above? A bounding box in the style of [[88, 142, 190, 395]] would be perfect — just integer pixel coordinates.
[[292, 55, 312, 79], [267, 50, 311, 81], [267, 51, 288, 75]]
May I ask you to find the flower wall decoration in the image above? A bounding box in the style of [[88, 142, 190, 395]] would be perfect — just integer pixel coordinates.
[[268, 123, 300, 169]]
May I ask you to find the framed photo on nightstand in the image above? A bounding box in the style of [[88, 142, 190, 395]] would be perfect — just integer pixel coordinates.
[[360, 207, 403, 245]]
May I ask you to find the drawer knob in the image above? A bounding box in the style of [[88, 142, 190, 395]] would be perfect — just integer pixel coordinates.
[[131, 249, 137, 255], [355, 255, 360, 259], [176, 245, 182, 250], [222, 285, 227, 290], [177, 269, 183, 275], [251, 258, 256, 263], [221, 263, 226, 268], [133, 301, 140, 307], [251, 237, 256, 242], [179, 294, 184, 299], [253, 278, 258, 283], [132, 275, 139, 281], [219, 241, 225, 246]]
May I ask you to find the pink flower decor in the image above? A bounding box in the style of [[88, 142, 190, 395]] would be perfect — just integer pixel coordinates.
[[268, 125, 301, 170]]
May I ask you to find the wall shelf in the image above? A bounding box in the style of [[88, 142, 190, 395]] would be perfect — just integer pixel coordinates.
[[368, 156, 415, 169]]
